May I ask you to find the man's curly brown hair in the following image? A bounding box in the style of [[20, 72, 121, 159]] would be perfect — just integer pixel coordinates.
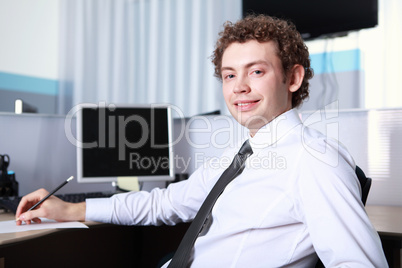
[[211, 14, 313, 108]]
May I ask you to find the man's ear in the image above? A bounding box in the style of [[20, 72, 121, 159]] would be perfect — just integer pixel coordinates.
[[288, 64, 305, 93]]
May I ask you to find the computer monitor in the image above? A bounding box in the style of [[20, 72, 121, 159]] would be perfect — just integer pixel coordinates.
[[76, 103, 175, 184]]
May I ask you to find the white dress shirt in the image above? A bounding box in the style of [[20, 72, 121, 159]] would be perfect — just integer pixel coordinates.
[[86, 109, 388, 268]]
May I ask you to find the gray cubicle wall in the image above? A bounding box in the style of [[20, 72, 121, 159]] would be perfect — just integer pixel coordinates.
[[1, 108, 402, 206], [0, 112, 115, 195], [0, 89, 57, 114], [0, 71, 59, 114], [172, 115, 247, 175]]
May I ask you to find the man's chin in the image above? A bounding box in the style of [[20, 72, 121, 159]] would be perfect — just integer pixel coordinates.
[[235, 114, 270, 129]]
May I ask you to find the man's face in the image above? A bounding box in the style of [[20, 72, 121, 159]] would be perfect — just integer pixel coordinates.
[[221, 40, 294, 136]]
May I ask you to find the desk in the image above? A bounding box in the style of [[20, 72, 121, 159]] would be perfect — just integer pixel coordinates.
[[366, 206, 402, 268], [1, 206, 401, 267], [0, 213, 99, 247], [366, 206, 402, 237], [0, 212, 189, 268]]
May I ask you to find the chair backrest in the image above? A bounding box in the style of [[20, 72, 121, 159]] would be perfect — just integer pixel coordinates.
[[315, 165, 372, 268], [355, 165, 372, 205]]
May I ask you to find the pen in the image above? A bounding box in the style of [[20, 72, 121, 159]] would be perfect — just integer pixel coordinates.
[[16, 176, 74, 221]]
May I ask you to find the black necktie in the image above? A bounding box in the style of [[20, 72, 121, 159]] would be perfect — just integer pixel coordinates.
[[168, 139, 253, 267]]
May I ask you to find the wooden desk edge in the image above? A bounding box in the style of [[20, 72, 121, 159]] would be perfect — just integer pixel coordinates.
[[0, 211, 103, 246]]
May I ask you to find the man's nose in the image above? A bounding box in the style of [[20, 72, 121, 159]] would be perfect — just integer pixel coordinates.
[[233, 76, 251, 94]]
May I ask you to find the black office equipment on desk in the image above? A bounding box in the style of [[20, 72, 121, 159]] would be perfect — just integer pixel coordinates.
[[0, 154, 18, 198]]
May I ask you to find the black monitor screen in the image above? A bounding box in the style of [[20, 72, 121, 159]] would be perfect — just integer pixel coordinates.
[[77, 104, 174, 183]]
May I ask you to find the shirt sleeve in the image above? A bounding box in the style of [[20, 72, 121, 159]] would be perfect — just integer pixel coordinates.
[[297, 137, 388, 267], [85, 197, 114, 222], [85, 161, 221, 226]]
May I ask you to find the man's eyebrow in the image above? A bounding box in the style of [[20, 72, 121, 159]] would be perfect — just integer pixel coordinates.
[[221, 60, 269, 72], [221, 66, 235, 72]]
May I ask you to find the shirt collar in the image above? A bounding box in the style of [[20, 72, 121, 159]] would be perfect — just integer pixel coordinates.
[[248, 109, 302, 154]]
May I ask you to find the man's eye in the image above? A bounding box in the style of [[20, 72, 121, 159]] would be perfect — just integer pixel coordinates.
[[225, 74, 235, 79], [253, 70, 262, 75]]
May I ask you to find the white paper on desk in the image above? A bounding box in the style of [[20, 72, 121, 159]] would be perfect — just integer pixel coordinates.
[[0, 218, 88, 234]]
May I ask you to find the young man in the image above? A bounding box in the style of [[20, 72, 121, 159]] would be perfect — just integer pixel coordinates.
[[16, 15, 387, 267]]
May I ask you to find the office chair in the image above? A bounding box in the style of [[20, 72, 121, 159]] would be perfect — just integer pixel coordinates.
[[315, 165, 372, 268], [355, 165, 372, 206]]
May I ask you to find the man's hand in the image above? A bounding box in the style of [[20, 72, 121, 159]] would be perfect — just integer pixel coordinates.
[[15, 188, 86, 225]]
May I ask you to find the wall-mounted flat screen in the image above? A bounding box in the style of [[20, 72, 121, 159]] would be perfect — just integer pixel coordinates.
[[243, 0, 378, 40]]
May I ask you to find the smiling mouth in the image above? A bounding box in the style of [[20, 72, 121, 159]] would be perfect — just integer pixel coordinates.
[[235, 100, 260, 110], [235, 100, 260, 106]]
